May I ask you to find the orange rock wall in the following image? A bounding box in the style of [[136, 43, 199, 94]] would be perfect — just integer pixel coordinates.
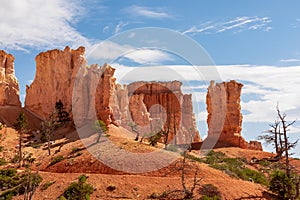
[[25, 46, 86, 119], [0, 50, 21, 106], [206, 80, 262, 150]]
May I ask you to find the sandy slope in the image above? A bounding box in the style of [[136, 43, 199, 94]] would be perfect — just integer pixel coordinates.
[[0, 125, 291, 199]]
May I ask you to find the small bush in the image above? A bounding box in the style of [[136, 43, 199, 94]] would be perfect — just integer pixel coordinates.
[[258, 159, 271, 167], [61, 174, 94, 200], [241, 168, 268, 185], [205, 151, 226, 165], [49, 156, 65, 166], [41, 180, 56, 191], [71, 147, 80, 153], [199, 184, 221, 200], [0, 158, 7, 166], [106, 185, 116, 191], [11, 154, 19, 164], [149, 132, 163, 146], [31, 143, 42, 149], [269, 170, 296, 199], [0, 145, 4, 152]]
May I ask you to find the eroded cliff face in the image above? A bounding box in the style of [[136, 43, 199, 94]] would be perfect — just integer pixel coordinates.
[[0, 50, 21, 106], [25, 46, 86, 119], [125, 81, 201, 144], [205, 80, 262, 150]]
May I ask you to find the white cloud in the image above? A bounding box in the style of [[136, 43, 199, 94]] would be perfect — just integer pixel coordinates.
[[124, 49, 173, 64], [103, 25, 109, 33], [280, 58, 300, 63], [88, 41, 175, 65], [87, 41, 133, 60], [183, 16, 272, 35], [125, 5, 171, 19], [0, 0, 89, 51], [114, 21, 129, 34]]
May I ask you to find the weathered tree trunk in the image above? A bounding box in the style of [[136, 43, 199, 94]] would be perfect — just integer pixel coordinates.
[[19, 131, 23, 168]]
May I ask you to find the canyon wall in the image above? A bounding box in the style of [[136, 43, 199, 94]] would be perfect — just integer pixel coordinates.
[[25, 46, 86, 119], [0, 50, 21, 106], [205, 80, 262, 150], [125, 81, 200, 144]]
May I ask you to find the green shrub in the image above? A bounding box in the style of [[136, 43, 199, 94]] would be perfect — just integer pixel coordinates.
[[0, 158, 7, 166], [11, 154, 19, 164], [269, 170, 296, 199], [203, 151, 268, 185], [258, 159, 271, 167], [71, 147, 80, 153], [61, 174, 94, 200], [31, 143, 42, 149], [0, 168, 42, 200], [149, 132, 163, 146], [49, 156, 65, 166], [41, 180, 56, 190], [204, 151, 226, 165], [199, 184, 221, 200], [241, 168, 268, 185]]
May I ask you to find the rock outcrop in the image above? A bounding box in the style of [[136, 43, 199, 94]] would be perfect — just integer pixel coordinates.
[[25, 46, 86, 119], [125, 81, 201, 144], [0, 50, 21, 106], [24, 46, 201, 144], [205, 80, 262, 150]]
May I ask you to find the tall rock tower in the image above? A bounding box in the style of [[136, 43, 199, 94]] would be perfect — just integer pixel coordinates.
[[0, 50, 21, 107], [205, 80, 262, 150]]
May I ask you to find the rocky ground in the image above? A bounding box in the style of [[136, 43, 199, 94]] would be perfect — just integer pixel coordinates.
[[2, 125, 295, 200]]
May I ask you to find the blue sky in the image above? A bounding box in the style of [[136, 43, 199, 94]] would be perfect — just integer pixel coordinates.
[[1, 0, 300, 155]]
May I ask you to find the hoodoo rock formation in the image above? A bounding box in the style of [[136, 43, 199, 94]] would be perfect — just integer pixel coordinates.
[[126, 81, 200, 144], [17, 46, 262, 149], [25, 46, 86, 119], [24, 46, 200, 144], [204, 80, 262, 150], [0, 50, 21, 107]]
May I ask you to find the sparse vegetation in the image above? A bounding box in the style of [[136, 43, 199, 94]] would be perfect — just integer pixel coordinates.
[[199, 184, 222, 200], [31, 143, 42, 149], [258, 105, 300, 199], [0, 154, 42, 200], [60, 174, 94, 200], [41, 180, 56, 191], [198, 150, 268, 185], [0, 145, 3, 152], [49, 155, 65, 166], [269, 170, 300, 200], [0, 158, 7, 166], [149, 131, 163, 146]]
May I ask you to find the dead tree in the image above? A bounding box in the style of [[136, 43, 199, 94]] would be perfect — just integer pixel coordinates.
[[276, 105, 298, 178], [41, 113, 57, 156], [258, 119, 283, 157], [164, 150, 202, 199]]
